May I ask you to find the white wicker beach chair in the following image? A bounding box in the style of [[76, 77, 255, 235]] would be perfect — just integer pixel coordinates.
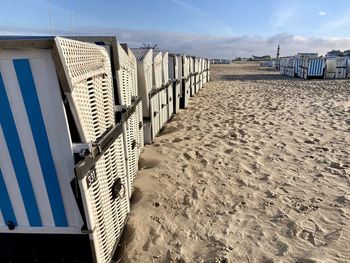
[[0, 37, 129, 263]]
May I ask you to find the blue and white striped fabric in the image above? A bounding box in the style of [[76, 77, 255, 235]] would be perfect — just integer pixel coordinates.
[[307, 59, 325, 77], [0, 50, 83, 233]]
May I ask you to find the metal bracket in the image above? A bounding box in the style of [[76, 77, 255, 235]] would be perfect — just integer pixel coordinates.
[[158, 83, 167, 92], [121, 96, 142, 123], [74, 123, 123, 180], [81, 226, 95, 234], [115, 104, 128, 113], [149, 89, 159, 99], [72, 143, 92, 160], [115, 104, 128, 122], [165, 79, 172, 87]]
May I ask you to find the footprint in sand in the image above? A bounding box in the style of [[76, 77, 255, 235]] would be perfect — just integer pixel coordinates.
[[183, 152, 196, 160], [275, 240, 289, 256], [335, 195, 350, 205], [138, 156, 160, 170], [323, 228, 343, 245], [260, 256, 274, 263], [195, 150, 203, 158], [199, 158, 209, 167], [173, 137, 183, 143], [192, 188, 199, 200], [142, 226, 163, 251], [297, 220, 319, 247], [177, 123, 185, 130], [224, 149, 233, 154], [285, 220, 298, 238], [183, 194, 194, 206], [265, 190, 277, 198], [295, 258, 319, 263]]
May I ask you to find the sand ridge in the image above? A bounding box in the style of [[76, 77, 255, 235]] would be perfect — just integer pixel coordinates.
[[117, 63, 350, 263]]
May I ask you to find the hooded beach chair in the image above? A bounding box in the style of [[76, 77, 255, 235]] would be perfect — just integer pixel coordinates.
[[0, 36, 129, 263], [66, 37, 143, 199]]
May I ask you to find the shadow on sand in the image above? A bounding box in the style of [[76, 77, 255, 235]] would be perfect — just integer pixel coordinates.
[[113, 187, 143, 261], [219, 74, 292, 81]]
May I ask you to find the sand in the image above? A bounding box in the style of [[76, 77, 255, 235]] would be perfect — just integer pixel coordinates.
[[116, 63, 350, 263]]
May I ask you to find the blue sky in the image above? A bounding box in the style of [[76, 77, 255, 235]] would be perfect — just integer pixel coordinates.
[[1, 0, 350, 58]]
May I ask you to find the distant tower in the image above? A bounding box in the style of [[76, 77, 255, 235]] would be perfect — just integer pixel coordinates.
[[276, 45, 280, 59]]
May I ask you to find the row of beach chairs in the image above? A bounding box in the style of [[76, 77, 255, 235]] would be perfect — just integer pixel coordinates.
[[0, 36, 210, 263], [132, 49, 209, 144], [279, 56, 350, 79]]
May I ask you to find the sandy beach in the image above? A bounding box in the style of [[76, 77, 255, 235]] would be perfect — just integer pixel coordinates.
[[117, 63, 350, 263]]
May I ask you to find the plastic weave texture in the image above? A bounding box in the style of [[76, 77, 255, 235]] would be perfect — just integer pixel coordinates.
[[117, 44, 140, 198], [203, 58, 206, 83], [177, 55, 183, 98], [136, 100, 144, 155], [181, 56, 190, 108], [162, 51, 169, 85], [200, 58, 204, 89], [153, 51, 163, 89], [123, 112, 138, 197], [182, 55, 189, 78], [159, 88, 168, 128], [174, 81, 181, 112], [326, 59, 337, 79], [55, 37, 129, 263], [167, 83, 174, 120], [170, 55, 181, 113], [127, 47, 138, 98], [116, 43, 133, 106], [203, 59, 207, 85], [131, 48, 153, 118], [207, 59, 210, 82], [150, 93, 160, 140]]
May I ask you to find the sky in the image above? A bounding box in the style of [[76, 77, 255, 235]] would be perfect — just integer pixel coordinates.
[[1, 0, 350, 58]]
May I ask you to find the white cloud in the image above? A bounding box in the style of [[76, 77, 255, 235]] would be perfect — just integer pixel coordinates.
[[269, 2, 300, 30], [270, 8, 296, 28], [1, 26, 350, 59], [169, 0, 233, 35], [170, 0, 192, 9], [323, 11, 350, 29], [318, 11, 327, 16]]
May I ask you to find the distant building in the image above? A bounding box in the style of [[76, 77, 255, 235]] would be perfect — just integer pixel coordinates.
[[251, 55, 271, 61], [325, 50, 343, 58], [296, 53, 318, 58], [325, 49, 350, 58]]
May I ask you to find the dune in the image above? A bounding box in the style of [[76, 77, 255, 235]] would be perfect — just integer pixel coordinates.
[[116, 62, 350, 263]]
